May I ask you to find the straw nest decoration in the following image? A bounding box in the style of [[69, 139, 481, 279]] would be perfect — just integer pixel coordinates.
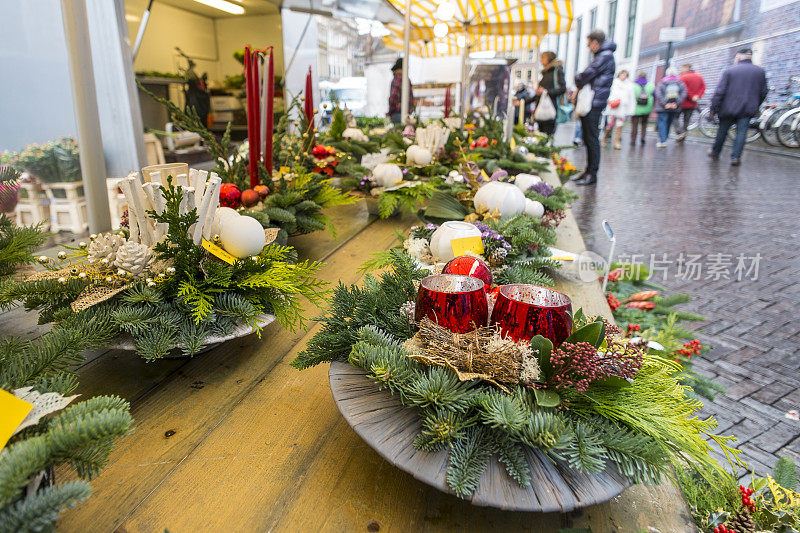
[[404, 317, 540, 392]]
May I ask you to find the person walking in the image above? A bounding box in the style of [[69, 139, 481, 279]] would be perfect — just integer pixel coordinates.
[[601, 70, 635, 149], [533, 51, 566, 135], [630, 71, 654, 145], [709, 49, 768, 166], [654, 67, 687, 147], [513, 81, 531, 124], [571, 29, 616, 186], [387, 58, 414, 124], [675, 63, 706, 141]]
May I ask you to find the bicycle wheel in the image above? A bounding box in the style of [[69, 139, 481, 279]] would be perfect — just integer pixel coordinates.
[[777, 108, 800, 148], [760, 108, 783, 146], [697, 108, 718, 138], [793, 113, 800, 146]]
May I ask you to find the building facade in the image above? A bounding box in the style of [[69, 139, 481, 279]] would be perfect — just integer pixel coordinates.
[[636, 0, 800, 104]]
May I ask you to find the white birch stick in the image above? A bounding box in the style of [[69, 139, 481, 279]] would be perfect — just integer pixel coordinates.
[[118, 175, 139, 244], [195, 174, 221, 244], [176, 172, 189, 189], [190, 169, 208, 207], [125, 176, 151, 246], [147, 170, 162, 184]]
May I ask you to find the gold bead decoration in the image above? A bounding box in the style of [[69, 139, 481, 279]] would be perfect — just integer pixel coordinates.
[[166, 267, 176, 275], [100, 258, 110, 266], [78, 272, 87, 279], [58, 277, 67, 284], [313, 109, 318, 114], [105, 276, 113, 284], [37, 256, 49, 264], [57, 251, 67, 260], [70, 267, 78, 275], [147, 281, 156, 288], [117, 269, 128, 278], [145, 277, 153, 284], [89, 234, 98, 241], [213, 234, 221, 243], [78, 241, 87, 249], [250, 255, 259, 261]]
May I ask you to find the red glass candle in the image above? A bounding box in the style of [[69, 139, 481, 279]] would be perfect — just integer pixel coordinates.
[[490, 284, 572, 345], [415, 274, 488, 333], [442, 255, 493, 290]]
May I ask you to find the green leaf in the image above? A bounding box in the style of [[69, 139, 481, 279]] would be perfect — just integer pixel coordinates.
[[563, 321, 603, 347], [772, 456, 798, 491], [533, 388, 561, 407], [529, 335, 554, 378]]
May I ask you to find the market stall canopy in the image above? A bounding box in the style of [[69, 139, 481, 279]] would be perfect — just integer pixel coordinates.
[[382, 0, 573, 57], [149, 0, 402, 23]]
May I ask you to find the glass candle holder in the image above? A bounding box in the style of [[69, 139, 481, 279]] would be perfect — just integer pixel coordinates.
[[415, 274, 488, 333], [490, 284, 572, 345]]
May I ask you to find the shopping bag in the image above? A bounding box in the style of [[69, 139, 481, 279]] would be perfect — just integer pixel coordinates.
[[533, 94, 557, 121], [556, 97, 573, 124], [575, 85, 595, 117]]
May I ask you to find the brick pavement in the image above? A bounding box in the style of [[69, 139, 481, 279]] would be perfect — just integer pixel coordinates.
[[559, 125, 800, 477]]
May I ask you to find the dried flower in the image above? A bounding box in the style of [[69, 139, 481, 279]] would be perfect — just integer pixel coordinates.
[[544, 340, 644, 393]]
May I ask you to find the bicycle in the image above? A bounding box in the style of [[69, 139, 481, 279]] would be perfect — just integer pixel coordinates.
[[758, 76, 800, 147], [697, 107, 762, 143]]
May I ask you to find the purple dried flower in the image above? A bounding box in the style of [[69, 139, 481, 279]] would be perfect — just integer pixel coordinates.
[[532, 181, 554, 197], [490, 169, 508, 181]]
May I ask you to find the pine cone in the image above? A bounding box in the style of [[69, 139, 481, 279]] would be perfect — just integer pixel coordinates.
[[113, 241, 153, 278], [488, 248, 507, 267], [87, 233, 124, 264], [728, 508, 756, 533]]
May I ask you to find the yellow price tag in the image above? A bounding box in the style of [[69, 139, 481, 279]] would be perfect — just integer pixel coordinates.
[[0, 388, 33, 450], [510, 137, 517, 149], [480, 169, 491, 182], [451, 236, 484, 258], [202, 239, 238, 265]]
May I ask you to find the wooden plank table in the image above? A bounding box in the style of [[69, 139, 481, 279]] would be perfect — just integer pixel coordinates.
[[3, 173, 695, 531]]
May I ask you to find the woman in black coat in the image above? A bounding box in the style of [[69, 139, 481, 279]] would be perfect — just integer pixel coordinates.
[[533, 51, 566, 135]]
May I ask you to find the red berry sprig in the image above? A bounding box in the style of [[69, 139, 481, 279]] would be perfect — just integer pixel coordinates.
[[606, 294, 621, 310], [626, 323, 641, 337], [738, 485, 755, 511], [713, 525, 735, 533]]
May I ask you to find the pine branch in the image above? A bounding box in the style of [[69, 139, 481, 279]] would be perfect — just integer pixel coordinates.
[[446, 426, 493, 499], [0, 480, 92, 533]]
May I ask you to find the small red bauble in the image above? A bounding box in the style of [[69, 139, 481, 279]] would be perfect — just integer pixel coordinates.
[[442, 255, 493, 290], [240, 188, 260, 208], [253, 184, 269, 199], [219, 183, 242, 208]]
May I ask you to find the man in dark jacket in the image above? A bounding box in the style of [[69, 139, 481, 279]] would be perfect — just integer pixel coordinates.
[[709, 49, 768, 165], [571, 29, 616, 185]]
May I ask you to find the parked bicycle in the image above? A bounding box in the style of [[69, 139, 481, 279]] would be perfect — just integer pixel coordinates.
[[758, 76, 800, 148], [696, 106, 762, 143]]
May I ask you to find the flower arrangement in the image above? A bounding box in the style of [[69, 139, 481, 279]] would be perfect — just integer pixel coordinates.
[[551, 153, 580, 183], [292, 254, 740, 500], [310, 144, 340, 175], [3, 174, 327, 360], [1, 137, 81, 183]]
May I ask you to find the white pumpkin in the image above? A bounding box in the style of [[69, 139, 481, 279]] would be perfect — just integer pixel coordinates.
[[429, 221, 482, 261], [372, 163, 403, 188], [210, 206, 240, 238], [406, 145, 432, 166], [342, 127, 369, 143], [473, 181, 526, 217], [524, 198, 545, 218], [220, 215, 266, 258], [514, 173, 542, 191]]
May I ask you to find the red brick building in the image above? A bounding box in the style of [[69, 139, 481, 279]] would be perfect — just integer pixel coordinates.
[[636, 0, 800, 105]]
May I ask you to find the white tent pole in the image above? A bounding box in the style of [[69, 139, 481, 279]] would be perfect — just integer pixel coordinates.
[[400, 0, 412, 124], [460, 24, 469, 126], [61, 0, 111, 233]]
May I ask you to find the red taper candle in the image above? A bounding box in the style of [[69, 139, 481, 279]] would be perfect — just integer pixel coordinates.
[[244, 46, 257, 187], [264, 47, 274, 175], [248, 50, 261, 188], [444, 85, 451, 118]]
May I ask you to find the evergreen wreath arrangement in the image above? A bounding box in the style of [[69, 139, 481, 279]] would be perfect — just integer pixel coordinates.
[[3, 173, 327, 361], [293, 254, 741, 500]]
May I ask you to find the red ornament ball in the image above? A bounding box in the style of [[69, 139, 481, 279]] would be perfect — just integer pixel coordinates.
[[253, 184, 270, 199], [240, 188, 260, 208], [442, 255, 493, 290], [219, 183, 242, 208]]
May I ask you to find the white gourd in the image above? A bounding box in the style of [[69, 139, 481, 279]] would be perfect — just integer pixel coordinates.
[[342, 127, 369, 143], [406, 145, 432, 166], [210, 207, 241, 238], [220, 215, 266, 258], [473, 181, 526, 217], [372, 163, 403, 187], [514, 173, 542, 191], [524, 198, 545, 218]]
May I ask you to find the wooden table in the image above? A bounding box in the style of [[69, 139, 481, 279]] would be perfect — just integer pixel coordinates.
[[3, 172, 696, 531]]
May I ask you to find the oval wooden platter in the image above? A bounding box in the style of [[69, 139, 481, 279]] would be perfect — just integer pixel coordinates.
[[329, 360, 631, 513]]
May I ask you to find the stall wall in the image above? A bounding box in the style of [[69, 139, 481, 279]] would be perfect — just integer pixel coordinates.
[[125, 0, 219, 79], [215, 15, 284, 80], [0, 1, 76, 151]]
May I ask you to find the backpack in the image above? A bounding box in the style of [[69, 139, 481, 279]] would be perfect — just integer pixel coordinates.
[[636, 85, 650, 106], [663, 81, 681, 104]]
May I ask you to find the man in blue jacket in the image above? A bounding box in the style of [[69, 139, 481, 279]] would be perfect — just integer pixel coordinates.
[[571, 29, 616, 186], [709, 49, 768, 166]]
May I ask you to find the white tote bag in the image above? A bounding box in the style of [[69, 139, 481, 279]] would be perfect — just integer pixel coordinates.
[[575, 85, 595, 117], [533, 93, 557, 121]]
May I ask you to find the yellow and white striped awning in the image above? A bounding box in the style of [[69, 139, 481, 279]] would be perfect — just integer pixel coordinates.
[[383, 0, 573, 57]]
